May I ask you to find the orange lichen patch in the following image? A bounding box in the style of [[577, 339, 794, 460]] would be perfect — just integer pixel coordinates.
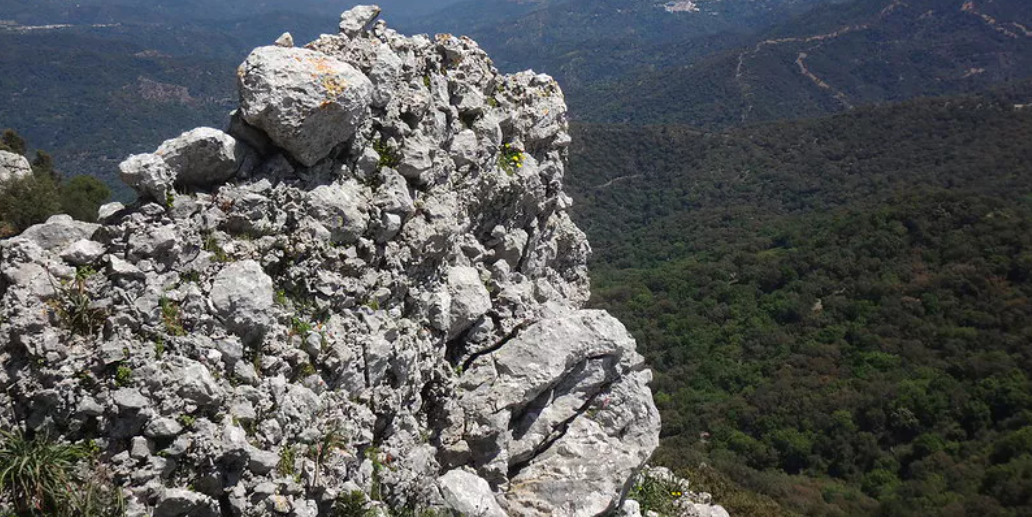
[[237, 65, 247, 78], [308, 56, 338, 75], [322, 76, 349, 97]]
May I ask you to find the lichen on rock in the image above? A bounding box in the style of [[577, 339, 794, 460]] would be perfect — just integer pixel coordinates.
[[0, 5, 661, 516]]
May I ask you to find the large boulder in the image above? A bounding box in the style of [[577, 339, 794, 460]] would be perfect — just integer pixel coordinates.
[[237, 46, 373, 166], [459, 310, 661, 515], [438, 469, 506, 517], [119, 153, 175, 202], [0, 150, 31, 185], [18, 215, 99, 253], [155, 127, 254, 187]]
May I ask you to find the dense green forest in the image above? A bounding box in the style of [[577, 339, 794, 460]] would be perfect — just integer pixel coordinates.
[[567, 85, 1032, 515], [0, 129, 110, 235]]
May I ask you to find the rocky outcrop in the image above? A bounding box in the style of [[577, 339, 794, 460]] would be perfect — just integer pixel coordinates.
[[0, 6, 660, 516], [0, 150, 31, 185]]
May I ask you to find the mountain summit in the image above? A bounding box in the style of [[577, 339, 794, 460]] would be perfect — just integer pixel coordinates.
[[0, 6, 672, 516]]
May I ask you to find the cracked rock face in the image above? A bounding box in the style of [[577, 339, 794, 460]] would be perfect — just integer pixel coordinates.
[[0, 6, 660, 517]]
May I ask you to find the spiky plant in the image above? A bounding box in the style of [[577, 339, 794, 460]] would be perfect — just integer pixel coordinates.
[[0, 430, 86, 515]]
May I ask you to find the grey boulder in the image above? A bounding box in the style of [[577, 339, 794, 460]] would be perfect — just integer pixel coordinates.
[[119, 153, 175, 202], [438, 469, 506, 517], [155, 128, 253, 187], [339, 5, 381, 37], [210, 260, 275, 342], [19, 215, 99, 253], [0, 150, 32, 185], [237, 46, 373, 166], [447, 266, 491, 338]]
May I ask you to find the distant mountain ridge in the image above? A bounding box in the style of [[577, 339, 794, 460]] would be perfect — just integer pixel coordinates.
[[579, 0, 1032, 126]]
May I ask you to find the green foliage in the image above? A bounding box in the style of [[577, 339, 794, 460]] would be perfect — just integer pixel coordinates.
[[290, 316, 315, 337], [1, 129, 26, 155], [308, 423, 346, 487], [278, 445, 296, 478], [0, 430, 85, 515], [374, 140, 400, 170], [159, 296, 186, 337], [114, 366, 132, 387], [177, 415, 196, 429], [333, 491, 371, 517], [0, 130, 110, 233], [498, 143, 524, 176], [571, 89, 1032, 515], [627, 472, 684, 516], [48, 269, 106, 337], [0, 171, 62, 233], [0, 430, 121, 517], [202, 233, 232, 263]]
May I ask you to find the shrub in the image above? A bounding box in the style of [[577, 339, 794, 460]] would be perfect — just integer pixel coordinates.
[[0, 430, 85, 515], [48, 268, 106, 337]]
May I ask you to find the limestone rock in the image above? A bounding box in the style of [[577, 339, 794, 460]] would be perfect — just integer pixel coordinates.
[[339, 5, 381, 37], [119, 153, 174, 202], [210, 260, 274, 342], [154, 489, 218, 517], [155, 127, 253, 187], [0, 150, 32, 184], [307, 181, 369, 245], [59, 239, 105, 266], [0, 10, 666, 517], [238, 46, 373, 166], [274, 32, 294, 48], [447, 266, 491, 338], [438, 469, 506, 517], [19, 215, 99, 252]]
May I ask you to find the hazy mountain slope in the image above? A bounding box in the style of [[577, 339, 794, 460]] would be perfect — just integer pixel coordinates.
[[582, 0, 1032, 126], [0, 0, 463, 24], [401, 0, 846, 86]]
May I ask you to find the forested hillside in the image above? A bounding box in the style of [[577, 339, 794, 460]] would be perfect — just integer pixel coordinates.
[[567, 84, 1032, 515]]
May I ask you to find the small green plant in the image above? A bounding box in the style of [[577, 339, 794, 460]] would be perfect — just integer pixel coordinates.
[[498, 143, 524, 176], [0, 430, 86, 515], [180, 271, 201, 284], [487, 96, 499, 108], [153, 336, 166, 359], [290, 316, 315, 337], [333, 490, 370, 517], [308, 424, 346, 487], [165, 190, 175, 209], [48, 269, 106, 337], [294, 362, 317, 382], [373, 140, 400, 170], [202, 233, 232, 263], [365, 447, 384, 501], [278, 445, 297, 478], [627, 470, 685, 517], [114, 365, 132, 387], [177, 415, 196, 429], [159, 296, 185, 337], [274, 289, 289, 307]]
